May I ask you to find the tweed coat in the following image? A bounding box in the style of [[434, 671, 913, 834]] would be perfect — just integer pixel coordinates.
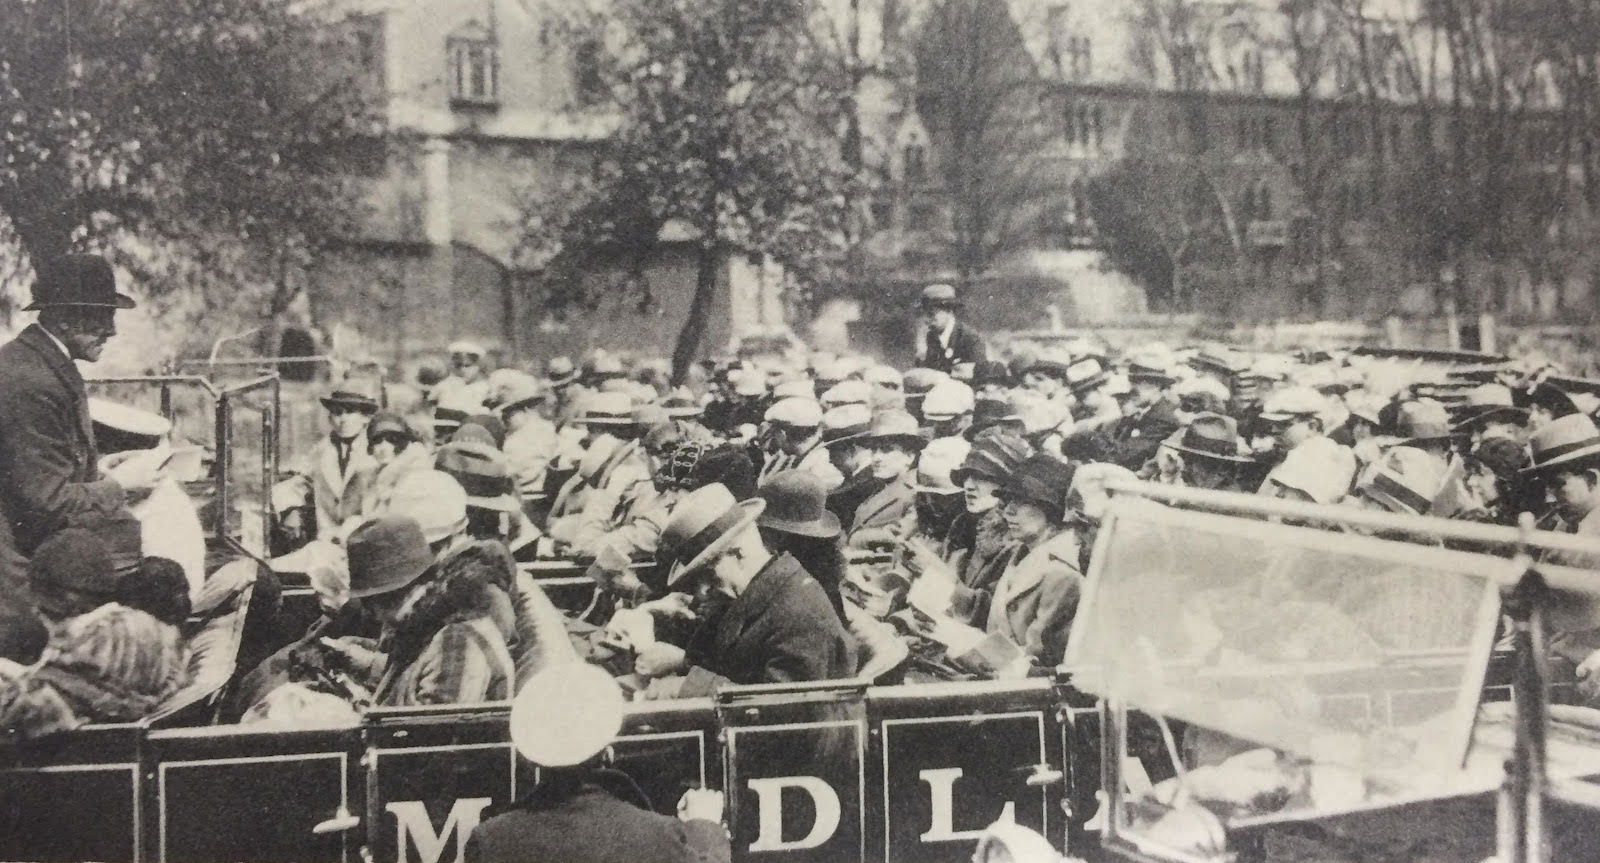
[[985, 529, 1084, 667], [0, 325, 125, 588]]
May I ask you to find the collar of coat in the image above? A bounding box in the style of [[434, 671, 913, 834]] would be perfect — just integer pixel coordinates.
[[718, 552, 810, 634], [18, 324, 86, 395], [995, 529, 1081, 605]]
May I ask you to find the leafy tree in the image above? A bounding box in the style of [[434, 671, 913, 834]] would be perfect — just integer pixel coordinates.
[[557, 0, 849, 383], [0, 0, 378, 326]]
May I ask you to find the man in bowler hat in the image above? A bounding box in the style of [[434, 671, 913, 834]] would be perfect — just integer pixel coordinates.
[[0, 255, 158, 641]]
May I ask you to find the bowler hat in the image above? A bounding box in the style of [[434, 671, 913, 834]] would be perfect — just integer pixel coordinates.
[[860, 410, 929, 451], [320, 377, 381, 414], [996, 453, 1076, 522], [1168, 413, 1252, 464], [757, 470, 842, 539], [659, 483, 766, 586], [346, 516, 435, 598], [951, 433, 1033, 486], [510, 662, 625, 767], [1523, 413, 1600, 476], [25, 254, 136, 311]]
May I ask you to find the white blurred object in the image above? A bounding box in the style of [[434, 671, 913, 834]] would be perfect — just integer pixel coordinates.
[[971, 819, 1078, 863], [132, 475, 207, 597]]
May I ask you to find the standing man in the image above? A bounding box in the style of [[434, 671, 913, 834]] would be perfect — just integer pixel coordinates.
[[434, 340, 493, 412], [915, 284, 987, 376], [0, 255, 157, 603]]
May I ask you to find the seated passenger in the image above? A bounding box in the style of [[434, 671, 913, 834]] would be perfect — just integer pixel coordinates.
[[0, 532, 189, 737], [361, 411, 432, 519], [985, 454, 1085, 668], [633, 484, 855, 699], [320, 516, 515, 707], [845, 410, 926, 547]]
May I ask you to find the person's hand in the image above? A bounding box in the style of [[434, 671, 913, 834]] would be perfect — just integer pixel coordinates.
[[637, 593, 697, 621], [677, 788, 725, 824], [102, 449, 165, 495], [308, 564, 350, 614], [640, 675, 687, 701], [634, 642, 687, 678], [319, 637, 381, 673]]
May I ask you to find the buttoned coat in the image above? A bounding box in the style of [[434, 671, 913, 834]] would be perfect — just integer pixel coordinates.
[[307, 435, 378, 539], [919, 320, 988, 374], [0, 325, 125, 588], [467, 780, 730, 863], [985, 529, 1084, 666]]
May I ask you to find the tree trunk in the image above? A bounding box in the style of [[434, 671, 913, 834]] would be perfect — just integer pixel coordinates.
[[672, 238, 721, 386]]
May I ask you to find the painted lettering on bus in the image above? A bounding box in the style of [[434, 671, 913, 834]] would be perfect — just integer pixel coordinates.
[[387, 797, 492, 863], [919, 767, 1016, 842]]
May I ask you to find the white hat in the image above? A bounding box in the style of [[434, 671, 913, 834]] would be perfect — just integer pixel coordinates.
[[764, 396, 823, 428], [1265, 437, 1356, 504], [921, 380, 976, 422], [821, 380, 872, 410], [1259, 386, 1327, 422], [387, 469, 469, 542], [911, 437, 971, 494], [863, 366, 903, 390], [448, 340, 487, 357], [509, 663, 625, 767], [89, 397, 173, 439], [772, 379, 816, 401], [731, 370, 768, 398]]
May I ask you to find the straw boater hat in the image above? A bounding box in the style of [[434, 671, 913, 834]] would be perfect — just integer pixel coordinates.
[[509, 662, 625, 768], [757, 470, 842, 539], [1258, 386, 1325, 423], [1360, 446, 1446, 516], [1065, 357, 1110, 395], [448, 340, 486, 358], [921, 380, 976, 424], [1450, 383, 1528, 432], [498, 378, 548, 416], [764, 397, 823, 430], [661, 387, 703, 419], [25, 254, 136, 310], [910, 437, 972, 494], [1167, 413, 1252, 464], [1393, 400, 1454, 446], [572, 391, 635, 427], [821, 380, 872, 410], [545, 356, 580, 388], [821, 403, 873, 446], [658, 483, 766, 587], [1523, 413, 1600, 476], [1126, 348, 1180, 385]]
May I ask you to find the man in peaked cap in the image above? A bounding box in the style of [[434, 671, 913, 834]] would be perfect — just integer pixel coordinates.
[[915, 284, 987, 375], [0, 255, 160, 597], [922, 380, 977, 442], [633, 483, 855, 699]]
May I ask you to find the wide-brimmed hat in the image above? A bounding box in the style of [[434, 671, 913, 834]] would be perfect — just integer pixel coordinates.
[[971, 394, 1024, 435], [347, 516, 435, 598], [911, 437, 972, 494], [822, 403, 873, 445], [436, 441, 520, 513], [821, 380, 872, 410], [498, 378, 549, 416], [951, 433, 1033, 486], [659, 484, 766, 586], [1359, 446, 1446, 516], [545, 356, 580, 387], [320, 378, 381, 414], [1168, 413, 1252, 464], [366, 412, 415, 444], [28, 527, 119, 607], [387, 470, 470, 543], [996, 453, 1076, 521], [25, 254, 136, 311], [89, 397, 172, 453], [1264, 437, 1356, 504], [510, 662, 625, 767], [1523, 413, 1600, 476], [572, 391, 635, 426], [1450, 383, 1528, 432], [1126, 348, 1180, 385], [860, 409, 929, 451], [919, 283, 961, 309], [1024, 355, 1073, 381], [661, 387, 703, 419], [921, 380, 976, 423], [757, 470, 842, 538]]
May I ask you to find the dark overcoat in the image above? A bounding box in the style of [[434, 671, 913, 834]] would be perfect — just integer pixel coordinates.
[[466, 781, 730, 863], [0, 325, 124, 588], [680, 552, 857, 696], [920, 320, 988, 373]]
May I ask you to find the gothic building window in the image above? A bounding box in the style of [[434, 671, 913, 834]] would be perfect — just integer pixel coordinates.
[[449, 27, 499, 106]]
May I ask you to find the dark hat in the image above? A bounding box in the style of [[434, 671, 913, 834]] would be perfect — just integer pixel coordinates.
[[687, 444, 758, 501], [1024, 357, 1073, 380], [25, 254, 136, 311], [434, 406, 468, 435], [0, 603, 47, 664], [971, 394, 1024, 435], [1523, 413, 1600, 476], [757, 470, 842, 539], [465, 413, 507, 448], [346, 516, 435, 598], [996, 453, 1076, 522], [659, 484, 766, 586], [321, 377, 381, 414], [1471, 436, 1529, 482], [1168, 413, 1252, 464], [545, 356, 579, 387], [919, 283, 961, 309], [951, 433, 1033, 486], [860, 410, 929, 451], [367, 411, 415, 444], [28, 528, 119, 604], [1521, 381, 1582, 419], [971, 360, 1013, 389], [436, 441, 520, 513], [100, 512, 146, 576], [1450, 383, 1528, 432], [119, 557, 192, 626]]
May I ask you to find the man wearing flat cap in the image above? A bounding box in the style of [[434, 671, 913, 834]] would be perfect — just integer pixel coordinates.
[[0, 254, 159, 598], [915, 284, 987, 376]]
